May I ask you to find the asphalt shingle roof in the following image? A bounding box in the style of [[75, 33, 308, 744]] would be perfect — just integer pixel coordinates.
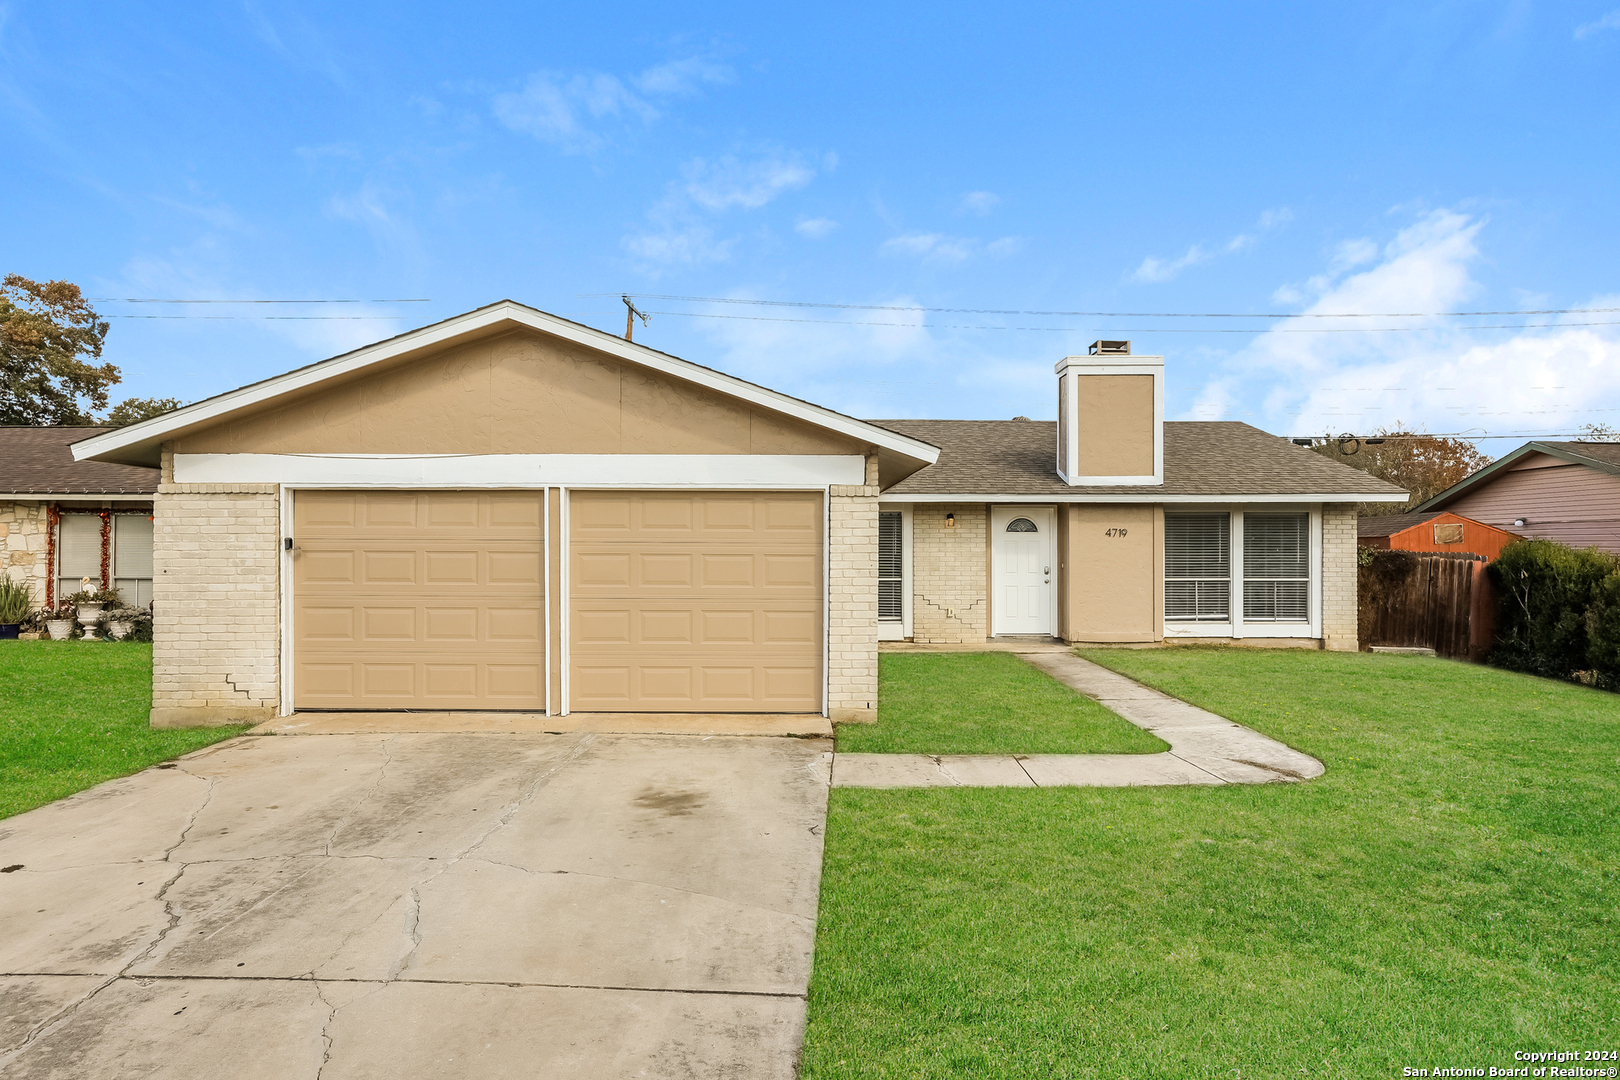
[[1356, 512, 1442, 538], [868, 419, 1407, 498], [0, 427, 159, 495]]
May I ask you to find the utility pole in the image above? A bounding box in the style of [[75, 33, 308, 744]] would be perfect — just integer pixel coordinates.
[[622, 295, 648, 342]]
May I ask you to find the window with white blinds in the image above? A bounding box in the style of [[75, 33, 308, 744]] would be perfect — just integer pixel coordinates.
[[878, 510, 903, 622], [57, 514, 102, 601], [1243, 513, 1309, 622], [114, 515, 155, 608], [1164, 513, 1231, 621]]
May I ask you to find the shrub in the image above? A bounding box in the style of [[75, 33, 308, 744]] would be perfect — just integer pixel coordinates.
[[0, 578, 32, 624], [1490, 540, 1620, 689]]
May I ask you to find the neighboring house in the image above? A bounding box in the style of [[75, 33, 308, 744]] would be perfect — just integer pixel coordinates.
[[0, 427, 159, 611], [1357, 511, 1521, 562], [71, 302, 1402, 728], [1413, 441, 1620, 554]]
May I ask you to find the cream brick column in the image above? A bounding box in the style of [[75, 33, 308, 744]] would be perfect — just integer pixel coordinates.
[[911, 503, 988, 643], [827, 464, 879, 723], [1321, 505, 1358, 651], [1, 501, 51, 611], [151, 467, 282, 727]]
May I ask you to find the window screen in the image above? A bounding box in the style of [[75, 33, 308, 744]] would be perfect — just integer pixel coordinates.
[[114, 515, 155, 608], [878, 510, 903, 622], [1243, 513, 1309, 622], [57, 514, 102, 600], [1165, 513, 1230, 621]]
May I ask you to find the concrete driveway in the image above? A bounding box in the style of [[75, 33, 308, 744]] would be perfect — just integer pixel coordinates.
[[0, 730, 832, 1079]]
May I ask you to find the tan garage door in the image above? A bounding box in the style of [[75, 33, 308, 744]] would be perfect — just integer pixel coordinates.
[[294, 491, 545, 710], [569, 490, 822, 712]]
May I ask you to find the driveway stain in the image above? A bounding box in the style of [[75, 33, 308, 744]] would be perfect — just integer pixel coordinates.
[[632, 788, 707, 816]]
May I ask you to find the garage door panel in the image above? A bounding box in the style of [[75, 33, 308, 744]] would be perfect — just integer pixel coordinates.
[[299, 550, 358, 585], [568, 490, 821, 713], [294, 491, 545, 710], [361, 607, 417, 641]]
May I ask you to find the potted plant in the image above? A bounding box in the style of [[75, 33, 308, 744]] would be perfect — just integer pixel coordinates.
[[0, 578, 30, 639], [67, 579, 122, 641], [45, 603, 75, 641]]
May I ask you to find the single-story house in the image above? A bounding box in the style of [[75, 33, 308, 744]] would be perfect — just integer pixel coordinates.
[[1412, 440, 1620, 554], [0, 426, 159, 611], [71, 301, 1403, 728], [1357, 511, 1521, 562]]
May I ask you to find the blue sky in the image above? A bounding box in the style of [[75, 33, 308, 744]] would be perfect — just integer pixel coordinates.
[[3, 1, 1619, 449]]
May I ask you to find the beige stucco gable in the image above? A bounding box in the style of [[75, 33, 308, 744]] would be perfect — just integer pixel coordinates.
[[171, 328, 865, 457]]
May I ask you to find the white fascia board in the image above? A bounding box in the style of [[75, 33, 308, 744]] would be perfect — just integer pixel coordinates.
[[74, 302, 941, 468], [876, 492, 1403, 504], [173, 453, 866, 488]]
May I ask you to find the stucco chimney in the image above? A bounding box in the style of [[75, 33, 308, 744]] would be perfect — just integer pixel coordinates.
[[1055, 341, 1164, 485]]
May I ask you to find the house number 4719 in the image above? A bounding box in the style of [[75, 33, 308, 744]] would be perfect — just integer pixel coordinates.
[[1105, 528, 1129, 537]]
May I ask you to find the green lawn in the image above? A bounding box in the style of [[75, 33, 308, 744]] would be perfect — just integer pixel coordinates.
[[0, 642, 248, 820], [803, 647, 1620, 1078], [835, 652, 1168, 755]]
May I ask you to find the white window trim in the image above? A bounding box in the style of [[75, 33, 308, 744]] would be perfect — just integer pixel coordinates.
[[877, 504, 913, 641], [1162, 504, 1321, 641]]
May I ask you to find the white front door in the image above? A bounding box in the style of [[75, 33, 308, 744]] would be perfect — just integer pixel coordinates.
[[991, 506, 1056, 636]]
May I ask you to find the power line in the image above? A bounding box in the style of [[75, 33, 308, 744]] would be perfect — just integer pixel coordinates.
[[101, 315, 401, 321], [585, 292, 1620, 320], [88, 297, 431, 304], [638, 309, 1620, 334]]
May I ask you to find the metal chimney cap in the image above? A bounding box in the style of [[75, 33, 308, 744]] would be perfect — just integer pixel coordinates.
[[1089, 340, 1131, 355]]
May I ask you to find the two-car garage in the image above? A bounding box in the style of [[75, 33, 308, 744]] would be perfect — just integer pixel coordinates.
[[291, 489, 824, 714]]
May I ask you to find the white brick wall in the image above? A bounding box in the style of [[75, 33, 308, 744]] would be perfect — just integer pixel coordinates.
[[827, 475, 879, 722], [151, 485, 281, 726], [911, 503, 987, 643], [0, 502, 50, 610], [1322, 504, 1358, 651]]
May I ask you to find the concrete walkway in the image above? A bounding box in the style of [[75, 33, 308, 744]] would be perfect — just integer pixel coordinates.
[[833, 651, 1324, 788], [0, 731, 832, 1079]]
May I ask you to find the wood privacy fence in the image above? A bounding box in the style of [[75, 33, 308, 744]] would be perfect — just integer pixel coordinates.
[[1358, 550, 1497, 661]]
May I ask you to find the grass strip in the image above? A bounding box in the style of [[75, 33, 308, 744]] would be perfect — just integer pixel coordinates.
[[836, 652, 1167, 756], [0, 641, 248, 820]]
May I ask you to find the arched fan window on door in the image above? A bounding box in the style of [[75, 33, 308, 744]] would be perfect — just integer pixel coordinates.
[[1005, 518, 1038, 533]]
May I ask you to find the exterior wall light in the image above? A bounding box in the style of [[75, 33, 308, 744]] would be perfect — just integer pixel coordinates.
[[1513, 518, 1527, 527], [945, 513, 956, 528]]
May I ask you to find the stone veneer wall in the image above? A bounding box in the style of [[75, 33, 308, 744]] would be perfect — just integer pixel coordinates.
[[911, 503, 988, 643], [0, 502, 50, 610], [1321, 504, 1358, 651], [826, 452, 880, 722], [151, 449, 281, 727]]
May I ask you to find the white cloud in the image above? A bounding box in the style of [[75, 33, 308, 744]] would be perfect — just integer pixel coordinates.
[[492, 72, 652, 153], [958, 191, 1000, 215], [624, 149, 823, 269], [1257, 207, 1295, 230], [1190, 209, 1620, 441], [1575, 9, 1620, 37], [1132, 244, 1212, 283], [680, 152, 815, 211], [796, 217, 839, 239], [622, 224, 732, 267], [632, 56, 733, 95], [493, 56, 728, 153], [985, 236, 1023, 258], [880, 232, 977, 263], [1133, 208, 1291, 283]]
